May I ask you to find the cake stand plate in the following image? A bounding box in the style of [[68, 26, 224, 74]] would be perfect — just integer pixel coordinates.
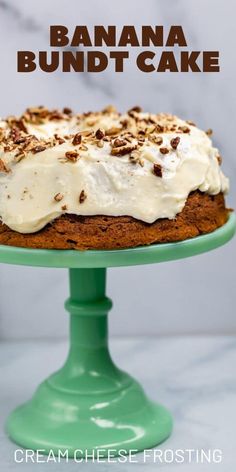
[[1, 213, 235, 458]]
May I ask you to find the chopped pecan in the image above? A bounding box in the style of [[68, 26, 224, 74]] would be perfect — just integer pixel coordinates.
[[128, 106, 142, 113], [10, 127, 21, 143], [65, 150, 79, 162], [32, 145, 46, 154], [206, 128, 213, 136], [13, 119, 27, 133], [105, 127, 122, 136], [153, 163, 162, 177], [95, 128, 105, 139], [54, 193, 64, 202], [49, 111, 64, 120], [97, 140, 104, 148], [170, 137, 180, 150], [54, 134, 65, 145], [0, 159, 9, 173], [152, 136, 163, 145], [14, 136, 27, 144], [159, 147, 169, 155], [155, 124, 164, 133], [178, 126, 190, 133], [72, 133, 82, 146], [63, 107, 72, 115], [79, 190, 87, 203], [129, 150, 140, 164], [113, 138, 127, 148], [111, 143, 137, 156], [102, 105, 117, 114]]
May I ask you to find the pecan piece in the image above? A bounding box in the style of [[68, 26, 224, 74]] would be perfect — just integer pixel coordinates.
[[153, 163, 162, 177], [111, 143, 137, 156], [54, 193, 64, 202], [113, 138, 127, 148], [63, 107, 72, 115], [128, 106, 142, 114], [32, 145, 46, 153], [95, 128, 105, 139], [155, 124, 164, 133], [65, 150, 79, 162], [159, 147, 169, 155], [72, 133, 82, 146], [170, 137, 180, 150], [54, 134, 65, 145], [105, 127, 122, 136], [0, 159, 9, 173], [178, 126, 190, 133], [79, 190, 87, 203], [152, 136, 163, 145], [206, 128, 213, 136], [10, 127, 21, 143]]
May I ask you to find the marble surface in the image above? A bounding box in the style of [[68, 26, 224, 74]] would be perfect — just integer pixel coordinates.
[[0, 0, 235, 338], [0, 336, 236, 470]]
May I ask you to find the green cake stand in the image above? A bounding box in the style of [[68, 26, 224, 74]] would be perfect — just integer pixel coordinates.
[[1, 213, 235, 458]]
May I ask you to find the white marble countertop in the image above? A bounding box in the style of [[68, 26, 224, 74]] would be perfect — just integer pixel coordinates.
[[0, 336, 236, 470]]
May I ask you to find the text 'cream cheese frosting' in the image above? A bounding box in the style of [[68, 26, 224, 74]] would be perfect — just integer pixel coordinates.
[[0, 106, 229, 233]]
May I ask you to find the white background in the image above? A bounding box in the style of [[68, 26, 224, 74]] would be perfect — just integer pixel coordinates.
[[0, 0, 235, 338]]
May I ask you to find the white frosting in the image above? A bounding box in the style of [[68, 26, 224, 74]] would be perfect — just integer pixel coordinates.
[[0, 111, 229, 233]]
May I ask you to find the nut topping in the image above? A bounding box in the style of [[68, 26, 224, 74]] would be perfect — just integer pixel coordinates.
[[63, 107, 72, 115], [111, 143, 137, 156], [95, 128, 105, 139], [178, 126, 190, 134], [113, 138, 127, 148], [54, 193, 64, 202], [0, 159, 9, 173], [153, 163, 162, 177], [72, 133, 82, 146], [206, 129, 213, 136], [32, 145, 46, 154], [79, 190, 87, 203], [159, 147, 169, 155], [65, 150, 79, 162], [170, 137, 180, 150]]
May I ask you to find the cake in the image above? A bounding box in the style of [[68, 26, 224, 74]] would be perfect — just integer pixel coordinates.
[[0, 106, 229, 250]]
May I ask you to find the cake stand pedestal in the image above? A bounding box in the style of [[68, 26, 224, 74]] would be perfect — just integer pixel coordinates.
[[1, 213, 235, 457]]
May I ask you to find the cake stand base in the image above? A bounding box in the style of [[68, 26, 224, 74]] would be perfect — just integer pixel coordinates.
[[6, 268, 172, 457], [7, 386, 172, 458]]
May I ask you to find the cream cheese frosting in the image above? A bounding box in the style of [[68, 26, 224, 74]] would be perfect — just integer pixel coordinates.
[[0, 106, 229, 233]]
